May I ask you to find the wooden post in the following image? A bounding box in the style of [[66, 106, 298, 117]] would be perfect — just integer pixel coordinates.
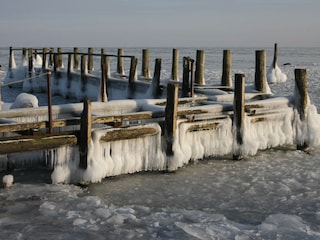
[[74, 47, 79, 70], [46, 70, 53, 134], [165, 82, 179, 156], [195, 50, 205, 85], [9, 46, 13, 70], [272, 43, 278, 68], [221, 50, 232, 87], [190, 59, 195, 97], [100, 48, 106, 66], [42, 48, 48, 70], [294, 68, 309, 150], [182, 57, 190, 97], [142, 49, 150, 78], [233, 74, 245, 160], [255, 50, 267, 93], [28, 48, 33, 77], [151, 58, 162, 98], [79, 99, 92, 169], [100, 63, 107, 102], [49, 48, 54, 67], [117, 48, 125, 75], [128, 57, 138, 98], [88, 47, 94, 73], [67, 53, 73, 74], [57, 48, 63, 68], [81, 55, 87, 92], [171, 48, 179, 80]]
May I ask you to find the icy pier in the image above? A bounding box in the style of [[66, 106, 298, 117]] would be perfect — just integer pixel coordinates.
[[1, 46, 320, 184]]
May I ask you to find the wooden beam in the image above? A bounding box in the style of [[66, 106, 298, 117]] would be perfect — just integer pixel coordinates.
[[100, 127, 158, 142]]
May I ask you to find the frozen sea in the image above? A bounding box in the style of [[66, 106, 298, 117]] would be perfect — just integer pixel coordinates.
[[1, 46, 320, 239]]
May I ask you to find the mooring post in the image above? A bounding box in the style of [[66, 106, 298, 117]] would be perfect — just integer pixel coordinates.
[[88, 47, 94, 73], [151, 58, 162, 98], [190, 58, 195, 97], [142, 49, 150, 78], [165, 82, 179, 156], [81, 55, 87, 92], [28, 48, 33, 78], [79, 99, 92, 169], [67, 53, 73, 75], [195, 50, 205, 85], [103, 55, 111, 79], [74, 47, 79, 70], [221, 50, 232, 87], [57, 48, 63, 68], [128, 57, 138, 98], [182, 57, 190, 97], [255, 50, 267, 93], [171, 48, 179, 80], [117, 48, 125, 76], [46, 70, 53, 134], [233, 73, 245, 160], [9, 46, 13, 71], [42, 48, 48, 70], [49, 48, 54, 67], [100, 48, 106, 66], [100, 63, 108, 102], [272, 43, 278, 68], [294, 68, 309, 150]]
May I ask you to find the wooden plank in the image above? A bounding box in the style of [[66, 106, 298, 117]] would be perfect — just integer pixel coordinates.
[[100, 127, 158, 142], [187, 122, 221, 132], [0, 134, 77, 154]]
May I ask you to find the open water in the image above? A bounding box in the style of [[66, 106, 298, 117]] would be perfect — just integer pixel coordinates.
[[0, 46, 320, 239]]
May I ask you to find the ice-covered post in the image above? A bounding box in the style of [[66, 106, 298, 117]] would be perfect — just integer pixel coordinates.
[[171, 48, 179, 80], [74, 47, 79, 70], [142, 49, 150, 78], [294, 68, 309, 150], [88, 47, 94, 73], [221, 50, 232, 87], [255, 50, 267, 93], [28, 48, 33, 77], [117, 48, 125, 76], [67, 53, 73, 75], [57, 48, 63, 68], [165, 82, 179, 157], [190, 58, 195, 97], [42, 48, 47, 70], [272, 43, 278, 68], [46, 70, 53, 134], [182, 57, 190, 97], [151, 58, 162, 98], [195, 50, 205, 85], [8, 46, 13, 71], [233, 74, 245, 160], [81, 55, 87, 92], [79, 99, 92, 169]]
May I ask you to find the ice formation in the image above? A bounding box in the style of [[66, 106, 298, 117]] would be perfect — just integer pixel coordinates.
[[10, 93, 39, 109], [267, 64, 287, 83], [2, 174, 14, 188]]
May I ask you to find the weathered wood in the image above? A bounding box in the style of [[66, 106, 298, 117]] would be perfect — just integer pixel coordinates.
[[190, 59, 195, 97], [81, 55, 87, 92], [100, 63, 107, 102], [182, 57, 190, 97], [255, 50, 267, 93], [74, 47, 79, 70], [195, 50, 205, 85], [57, 47, 63, 68], [165, 82, 179, 156], [221, 50, 232, 87], [151, 58, 162, 98], [79, 99, 91, 169], [47, 70, 53, 134], [171, 48, 179, 80], [128, 57, 138, 98], [233, 74, 245, 160], [100, 127, 158, 142], [88, 47, 94, 73], [272, 43, 278, 68], [0, 134, 77, 154], [142, 49, 150, 78], [9, 47, 13, 70], [28, 48, 33, 77], [117, 48, 125, 75], [42, 48, 47, 70]]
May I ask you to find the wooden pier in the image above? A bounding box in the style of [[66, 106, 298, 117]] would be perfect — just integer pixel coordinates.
[[0, 46, 315, 184]]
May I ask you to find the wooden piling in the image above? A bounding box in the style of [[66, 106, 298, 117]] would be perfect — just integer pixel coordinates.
[[221, 50, 232, 87], [28, 48, 33, 77], [81, 55, 87, 92], [88, 47, 94, 73], [100, 63, 108, 102], [165, 82, 179, 156], [151, 58, 162, 98], [46, 70, 53, 134], [128, 57, 138, 98], [233, 73, 245, 160], [255, 50, 267, 93], [117, 48, 125, 75], [74, 47, 79, 70], [171, 48, 179, 80], [190, 59, 195, 97], [67, 53, 73, 75], [195, 50, 205, 85], [9, 46, 13, 70], [100, 48, 106, 66], [272, 43, 278, 68], [42, 48, 48, 70], [142, 49, 150, 78], [182, 57, 190, 97], [79, 99, 92, 169], [57, 48, 63, 68]]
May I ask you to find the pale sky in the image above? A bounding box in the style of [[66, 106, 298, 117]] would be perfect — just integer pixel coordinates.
[[1, 0, 319, 48]]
